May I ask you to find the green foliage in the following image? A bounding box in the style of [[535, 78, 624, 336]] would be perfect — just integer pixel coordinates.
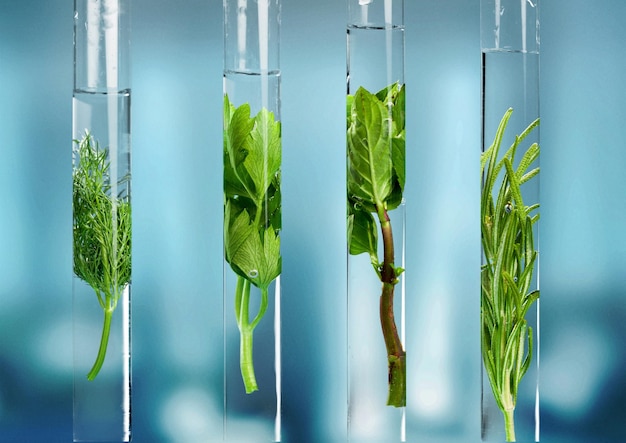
[[347, 83, 405, 267], [347, 83, 406, 407], [481, 108, 540, 441], [224, 94, 282, 393], [73, 132, 131, 380]]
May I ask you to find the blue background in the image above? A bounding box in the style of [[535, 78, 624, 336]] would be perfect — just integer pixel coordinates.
[[1, 0, 625, 442]]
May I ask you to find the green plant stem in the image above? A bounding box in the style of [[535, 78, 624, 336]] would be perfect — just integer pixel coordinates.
[[504, 408, 516, 441], [235, 275, 270, 394], [236, 277, 258, 393], [87, 301, 114, 381], [378, 207, 405, 407], [240, 328, 258, 394]]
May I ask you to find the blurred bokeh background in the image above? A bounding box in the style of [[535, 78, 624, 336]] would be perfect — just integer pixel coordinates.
[[1, 0, 624, 442]]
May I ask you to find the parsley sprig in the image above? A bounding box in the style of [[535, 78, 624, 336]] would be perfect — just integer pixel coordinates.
[[223, 94, 281, 393]]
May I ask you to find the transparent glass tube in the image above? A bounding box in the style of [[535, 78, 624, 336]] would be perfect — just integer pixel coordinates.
[[223, 0, 282, 441], [346, 0, 406, 441], [72, 1, 131, 441], [480, 0, 540, 441]]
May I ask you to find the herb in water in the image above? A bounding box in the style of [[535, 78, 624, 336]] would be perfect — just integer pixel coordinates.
[[223, 94, 281, 394], [347, 83, 406, 407], [481, 108, 540, 441], [73, 132, 131, 381]]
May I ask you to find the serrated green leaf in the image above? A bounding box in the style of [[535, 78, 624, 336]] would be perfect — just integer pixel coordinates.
[[245, 108, 281, 202], [266, 178, 282, 231], [223, 95, 282, 394], [230, 226, 281, 290], [224, 95, 256, 201], [224, 201, 255, 266], [261, 228, 281, 287]]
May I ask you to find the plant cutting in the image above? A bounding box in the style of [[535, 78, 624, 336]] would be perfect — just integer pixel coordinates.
[[347, 82, 406, 407], [73, 131, 131, 381], [481, 108, 540, 441], [223, 94, 282, 394]]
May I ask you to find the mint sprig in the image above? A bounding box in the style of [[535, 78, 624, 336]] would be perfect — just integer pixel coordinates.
[[224, 94, 281, 393], [347, 83, 406, 407]]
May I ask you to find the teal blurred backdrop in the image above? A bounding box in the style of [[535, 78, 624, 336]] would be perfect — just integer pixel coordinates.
[[1, 0, 624, 442]]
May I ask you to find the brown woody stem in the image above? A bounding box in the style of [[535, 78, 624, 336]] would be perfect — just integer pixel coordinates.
[[378, 207, 406, 407]]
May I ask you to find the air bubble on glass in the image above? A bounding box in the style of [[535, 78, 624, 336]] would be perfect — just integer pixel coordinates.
[[248, 269, 259, 279]]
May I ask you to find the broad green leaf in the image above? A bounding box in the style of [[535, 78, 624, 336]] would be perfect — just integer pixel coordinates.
[[264, 177, 282, 231], [346, 94, 354, 123], [347, 86, 393, 207], [391, 84, 405, 138], [261, 228, 282, 287], [375, 83, 396, 102], [231, 226, 281, 290], [224, 97, 255, 200], [245, 108, 281, 203], [374, 82, 405, 140], [224, 154, 253, 201], [391, 134, 406, 191], [224, 202, 255, 266], [348, 208, 378, 263], [226, 102, 254, 166]]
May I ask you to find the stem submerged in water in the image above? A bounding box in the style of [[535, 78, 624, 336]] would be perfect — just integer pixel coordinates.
[[347, 84, 406, 408], [504, 408, 516, 441], [378, 207, 405, 407], [236, 277, 258, 393], [240, 328, 258, 394], [87, 303, 114, 381], [73, 133, 132, 382], [235, 275, 270, 394]]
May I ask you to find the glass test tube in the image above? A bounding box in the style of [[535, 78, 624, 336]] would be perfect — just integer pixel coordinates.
[[72, 0, 131, 441], [223, 0, 282, 441], [480, 0, 540, 441], [346, 0, 406, 441]]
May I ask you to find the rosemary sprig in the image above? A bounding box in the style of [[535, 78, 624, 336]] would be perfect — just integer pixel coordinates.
[[73, 132, 131, 381], [481, 108, 540, 441]]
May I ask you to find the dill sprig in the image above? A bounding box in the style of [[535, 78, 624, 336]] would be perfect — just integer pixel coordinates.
[[481, 108, 540, 441], [73, 132, 131, 381]]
